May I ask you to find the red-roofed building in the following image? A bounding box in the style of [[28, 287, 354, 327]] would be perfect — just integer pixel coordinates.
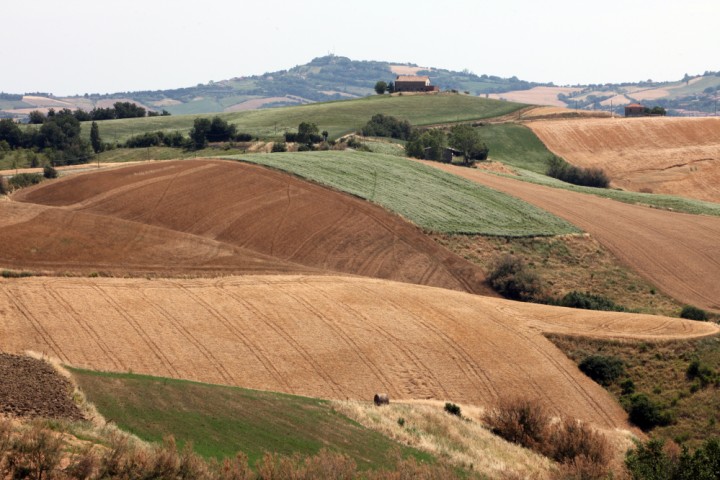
[[625, 103, 646, 117], [394, 75, 439, 93]]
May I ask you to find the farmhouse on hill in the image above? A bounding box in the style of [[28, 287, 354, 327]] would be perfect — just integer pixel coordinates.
[[394, 75, 440, 93], [625, 103, 646, 117]]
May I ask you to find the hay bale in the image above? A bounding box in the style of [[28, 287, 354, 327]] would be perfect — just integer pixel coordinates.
[[373, 393, 389, 406]]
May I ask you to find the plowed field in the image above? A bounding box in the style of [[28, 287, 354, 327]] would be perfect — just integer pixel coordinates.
[[419, 161, 720, 312], [528, 117, 720, 202], [2, 275, 716, 430], [9, 160, 492, 294]]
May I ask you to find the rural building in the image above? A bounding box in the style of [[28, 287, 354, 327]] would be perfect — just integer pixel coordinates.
[[394, 75, 440, 93], [624, 103, 646, 117]]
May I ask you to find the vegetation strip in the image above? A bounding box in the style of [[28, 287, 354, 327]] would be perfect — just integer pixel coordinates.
[[227, 151, 579, 236], [70, 368, 432, 469]]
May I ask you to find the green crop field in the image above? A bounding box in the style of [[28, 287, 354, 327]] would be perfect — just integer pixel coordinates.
[[83, 93, 525, 143], [226, 150, 578, 236], [71, 369, 432, 469]]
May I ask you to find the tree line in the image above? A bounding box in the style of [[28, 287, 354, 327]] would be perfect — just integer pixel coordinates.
[[27, 102, 169, 124]]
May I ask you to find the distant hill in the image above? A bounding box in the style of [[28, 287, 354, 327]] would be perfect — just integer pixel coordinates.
[[1, 56, 718, 119], [0, 56, 548, 120]]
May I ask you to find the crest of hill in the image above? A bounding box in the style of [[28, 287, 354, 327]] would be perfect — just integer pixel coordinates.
[[0, 55, 547, 118]]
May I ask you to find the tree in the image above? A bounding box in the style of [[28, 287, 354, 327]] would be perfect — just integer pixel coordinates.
[[387, 81, 395, 94], [405, 129, 447, 161], [189, 118, 211, 150], [296, 122, 320, 144], [90, 121, 102, 153], [374, 81, 387, 95], [448, 124, 488, 166], [28, 110, 46, 124], [0, 119, 24, 148]]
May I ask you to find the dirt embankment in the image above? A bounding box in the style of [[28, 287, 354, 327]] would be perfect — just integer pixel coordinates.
[[528, 117, 720, 203], [418, 160, 720, 313], [8, 159, 493, 295], [2, 275, 716, 430], [0, 353, 83, 420]]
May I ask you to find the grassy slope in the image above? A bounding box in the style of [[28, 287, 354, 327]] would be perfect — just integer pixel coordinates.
[[432, 233, 684, 317], [478, 123, 720, 217], [70, 369, 432, 469], [227, 150, 579, 236], [83, 93, 525, 143], [548, 334, 720, 448]]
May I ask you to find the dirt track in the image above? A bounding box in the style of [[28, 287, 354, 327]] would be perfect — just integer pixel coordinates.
[[419, 161, 720, 312], [1, 275, 716, 430], [528, 117, 720, 202], [9, 160, 492, 295]]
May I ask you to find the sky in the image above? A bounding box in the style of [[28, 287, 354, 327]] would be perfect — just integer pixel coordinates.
[[2, 0, 718, 96]]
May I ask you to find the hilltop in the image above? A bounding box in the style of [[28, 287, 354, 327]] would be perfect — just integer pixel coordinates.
[[2, 56, 718, 119]]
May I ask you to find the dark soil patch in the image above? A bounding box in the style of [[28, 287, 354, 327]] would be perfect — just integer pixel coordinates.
[[0, 353, 84, 420]]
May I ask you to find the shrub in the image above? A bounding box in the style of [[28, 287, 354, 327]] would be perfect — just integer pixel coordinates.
[[487, 254, 543, 302], [627, 394, 673, 431], [557, 291, 625, 312], [444, 402, 461, 417], [686, 359, 716, 388], [0, 175, 7, 195], [8, 173, 42, 189], [680, 305, 708, 321], [578, 355, 625, 386], [361, 114, 412, 140], [626, 437, 720, 480], [485, 399, 611, 479], [271, 142, 287, 153], [547, 155, 610, 188], [43, 164, 58, 179], [484, 398, 549, 450]]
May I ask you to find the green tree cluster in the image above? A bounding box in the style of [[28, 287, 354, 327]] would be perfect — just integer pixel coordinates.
[[361, 114, 412, 140]]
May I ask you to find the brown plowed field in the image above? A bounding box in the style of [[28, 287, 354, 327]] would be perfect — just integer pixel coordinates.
[[9, 160, 492, 294], [528, 117, 720, 202], [419, 161, 720, 312], [2, 275, 716, 430]]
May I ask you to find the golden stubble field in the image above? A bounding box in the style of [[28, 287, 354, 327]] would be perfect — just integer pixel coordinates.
[[1, 275, 716, 431], [528, 116, 720, 202]]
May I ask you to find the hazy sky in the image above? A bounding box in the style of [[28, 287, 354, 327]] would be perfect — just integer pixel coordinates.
[[3, 0, 718, 96]]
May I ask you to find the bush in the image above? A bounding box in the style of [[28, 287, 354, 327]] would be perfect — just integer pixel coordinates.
[[578, 355, 625, 386], [444, 402, 461, 417], [361, 114, 412, 140], [43, 164, 58, 179], [686, 359, 716, 388], [8, 173, 42, 189], [0, 175, 7, 195], [627, 394, 673, 431], [487, 254, 543, 302], [484, 399, 611, 479], [626, 437, 720, 480], [271, 142, 287, 153], [680, 305, 708, 321], [557, 291, 625, 312], [547, 155, 610, 188], [484, 398, 549, 450]]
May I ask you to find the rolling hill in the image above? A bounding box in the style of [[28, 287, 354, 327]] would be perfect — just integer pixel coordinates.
[[420, 161, 720, 313], [1, 274, 716, 432], [526, 116, 720, 203]]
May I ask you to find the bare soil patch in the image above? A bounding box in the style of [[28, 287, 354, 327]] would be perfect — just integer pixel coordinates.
[[0, 352, 83, 420], [418, 161, 720, 313], [528, 117, 720, 202], [1, 275, 716, 430], [10, 159, 492, 294]]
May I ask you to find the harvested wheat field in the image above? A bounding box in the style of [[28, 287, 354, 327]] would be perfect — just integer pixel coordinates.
[[1, 275, 716, 430], [9, 159, 491, 294], [528, 117, 720, 202], [419, 161, 720, 312]]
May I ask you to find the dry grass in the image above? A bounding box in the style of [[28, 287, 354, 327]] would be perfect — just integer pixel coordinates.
[[334, 399, 554, 479], [432, 232, 684, 317]]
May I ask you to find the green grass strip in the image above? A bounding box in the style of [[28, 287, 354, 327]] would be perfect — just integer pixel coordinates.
[[70, 368, 431, 469], [225, 150, 579, 236]]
